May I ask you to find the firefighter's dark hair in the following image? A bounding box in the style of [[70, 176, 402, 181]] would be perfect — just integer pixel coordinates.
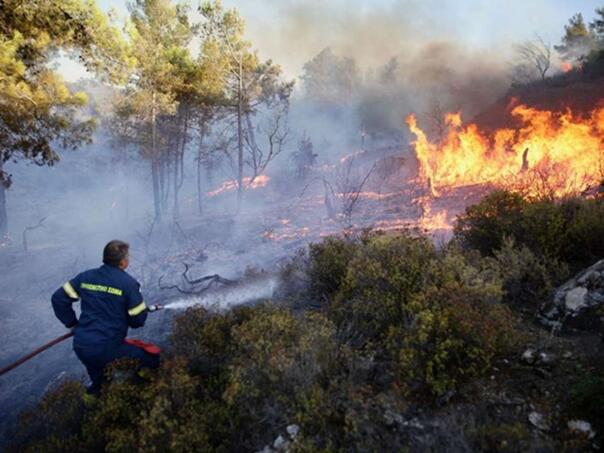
[[103, 240, 130, 267]]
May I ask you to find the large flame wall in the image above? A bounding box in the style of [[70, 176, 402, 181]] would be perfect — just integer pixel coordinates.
[[407, 103, 604, 198]]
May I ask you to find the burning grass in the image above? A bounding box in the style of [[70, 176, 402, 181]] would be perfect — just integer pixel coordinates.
[[207, 175, 270, 197], [407, 101, 604, 199]]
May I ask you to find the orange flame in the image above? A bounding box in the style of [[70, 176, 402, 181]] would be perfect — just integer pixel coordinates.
[[560, 61, 573, 73], [407, 104, 604, 198], [207, 175, 270, 197]]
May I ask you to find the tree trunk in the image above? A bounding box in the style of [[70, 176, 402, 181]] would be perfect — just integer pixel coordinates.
[[159, 157, 167, 213], [197, 132, 205, 216], [151, 94, 161, 222], [173, 112, 188, 220], [151, 159, 161, 221], [237, 58, 244, 210], [0, 182, 7, 240]]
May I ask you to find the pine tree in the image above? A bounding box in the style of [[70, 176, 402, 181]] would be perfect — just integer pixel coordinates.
[[199, 1, 293, 208], [0, 0, 129, 239], [555, 13, 597, 65], [111, 0, 193, 221]]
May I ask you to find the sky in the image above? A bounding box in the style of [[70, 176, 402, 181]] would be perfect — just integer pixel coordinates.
[[58, 0, 604, 81]]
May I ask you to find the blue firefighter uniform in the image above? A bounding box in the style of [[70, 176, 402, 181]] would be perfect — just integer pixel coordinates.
[[51, 263, 159, 393]]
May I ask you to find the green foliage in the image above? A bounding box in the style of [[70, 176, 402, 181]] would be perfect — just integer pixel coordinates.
[[454, 190, 527, 256], [490, 237, 568, 310], [570, 370, 604, 430], [301, 47, 361, 104], [0, 0, 129, 235], [307, 236, 358, 301], [306, 232, 517, 396], [395, 282, 516, 396], [391, 249, 516, 396], [455, 191, 604, 272], [330, 233, 436, 344], [13, 381, 86, 452], [555, 12, 597, 64], [468, 423, 532, 453], [14, 229, 527, 450]]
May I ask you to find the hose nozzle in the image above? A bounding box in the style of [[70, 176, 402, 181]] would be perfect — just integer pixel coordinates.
[[147, 304, 163, 313]]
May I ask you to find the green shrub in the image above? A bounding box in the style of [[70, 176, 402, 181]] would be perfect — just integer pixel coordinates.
[[468, 422, 532, 452], [224, 306, 340, 448], [455, 191, 604, 272], [82, 358, 241, 452], [454, 190, 527, 256], [12, 381, 86, 452], [570, 370, 604, 431], [562, 197, 604, 269], [328, 232, 436, 345], [170, 305, 256, 370], [391, 250, 517, 396], [307, 236, 359, 301], [490, 237, 568, 311]]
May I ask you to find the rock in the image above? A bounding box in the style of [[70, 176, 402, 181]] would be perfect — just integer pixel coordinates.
[[528, 411, 550, 431], [537, 352, 557, 367], [273, 435, 288, 451], [255, 446, 274, 453], [521, 349, 536, 364], [568, 420, 596, 439], [565, 287, 588, 311], [539, 259, 604, 331], [384, 409, 404, 426], [401, 417, 424, 430], [286, 424, 300, 440], [577, 270, 599, 287]]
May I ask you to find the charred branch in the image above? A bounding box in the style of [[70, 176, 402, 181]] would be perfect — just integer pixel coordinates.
[[159, 263, 235, 295], [22, 217, 47, 252]]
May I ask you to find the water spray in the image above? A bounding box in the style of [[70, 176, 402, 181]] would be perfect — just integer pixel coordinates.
[[162, 274, 277, 311]]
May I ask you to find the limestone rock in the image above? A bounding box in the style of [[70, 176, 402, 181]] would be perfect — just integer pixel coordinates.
[[521, 349, 536, 364], [286, 424, 300, 440], [565, 287, 589, 311], [528, 411, 550, 431], [568, 420, 596, 439], [273, 435, 288, 450], [538, 259, 604, 331]]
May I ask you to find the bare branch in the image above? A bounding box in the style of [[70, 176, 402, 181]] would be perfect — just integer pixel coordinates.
[[22, 217, 47, 251], [513, 34, 552, 83]]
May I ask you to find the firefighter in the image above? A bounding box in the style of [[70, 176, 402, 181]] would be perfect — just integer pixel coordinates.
[[51, 240, 160, 394]]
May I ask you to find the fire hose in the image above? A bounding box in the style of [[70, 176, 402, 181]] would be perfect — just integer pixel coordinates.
[[0, 304, 163, 377]]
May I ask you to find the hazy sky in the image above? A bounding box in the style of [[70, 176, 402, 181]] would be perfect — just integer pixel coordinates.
[[58, 0, 604, 81]]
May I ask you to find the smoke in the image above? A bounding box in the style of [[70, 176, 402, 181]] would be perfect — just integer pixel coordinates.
[[355, 40, 511, 137]]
